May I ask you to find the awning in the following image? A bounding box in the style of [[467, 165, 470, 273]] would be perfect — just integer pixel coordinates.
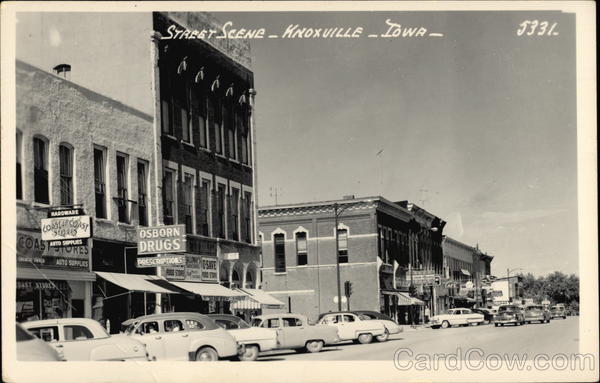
[[170, 281, 246, 301], [95, 272, 178, 294], [18, 267, 96, 282], [237, 288, 286, 307], [461, 269, 471, 276], [382, 290, 424, 306]]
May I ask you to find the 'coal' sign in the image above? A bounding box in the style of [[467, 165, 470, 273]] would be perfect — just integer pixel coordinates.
[[137, 225, 186, 255]]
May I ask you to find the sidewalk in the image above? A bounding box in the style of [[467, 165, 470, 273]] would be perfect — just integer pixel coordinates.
[[399, 324, 430, 332]]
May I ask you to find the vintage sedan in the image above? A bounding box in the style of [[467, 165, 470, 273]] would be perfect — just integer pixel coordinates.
[[318, 312, 386, 344], [350, 311, 403, 341], [523, 305, 551, 324], [124, 312, 243, 361], [550, 305, 567, 319], [250, 313, 339, 353], [207, 314, 278, 361], [429, 308, 485, 329], [16, 324, 63, 361], [471, 308, 495, 323], [494, 305, 526, 326], [22, 318, 149, 361]]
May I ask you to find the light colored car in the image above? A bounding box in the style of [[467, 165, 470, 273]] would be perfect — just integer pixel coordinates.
[[16, 323, 63, 361], [250, 313, 339, 353], [429, 308, 485, 329], [351, 311, 403, 341], [524, 305, 551, 324], [22, 318, 149, 361], [550, 305, 567, 319], [124, 312, 243, 361], [208, 314, 278, 361], [318, 312, 386, 344]]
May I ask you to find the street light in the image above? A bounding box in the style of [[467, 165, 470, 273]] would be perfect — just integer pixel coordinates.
[[334, 202, 353, 311]]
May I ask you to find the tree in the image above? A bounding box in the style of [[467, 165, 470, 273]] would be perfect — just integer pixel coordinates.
[[516, 271, 579, 308]]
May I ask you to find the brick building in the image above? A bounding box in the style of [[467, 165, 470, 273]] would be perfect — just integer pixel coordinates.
[[258, 196, 446, 324], [14, 12, 273, 329]]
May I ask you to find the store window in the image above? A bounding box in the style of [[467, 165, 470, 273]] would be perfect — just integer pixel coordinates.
[[33, 136, 49, 204], [16, 280, 71, 322], [59, 144, 74, 206], [296, 232, 308, 266], [274, 233, 286, 272]]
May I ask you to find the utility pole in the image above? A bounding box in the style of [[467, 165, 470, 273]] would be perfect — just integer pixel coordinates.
[[334, 203, 342, 311]]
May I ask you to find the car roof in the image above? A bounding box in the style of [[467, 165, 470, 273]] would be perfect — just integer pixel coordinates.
[[130, 312, 210, 321], [253, 313, 306, 320], [207, 314, 243, 321], [21, 318, 100, 326]]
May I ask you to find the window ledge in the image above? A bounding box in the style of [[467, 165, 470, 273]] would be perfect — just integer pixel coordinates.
[[273, 272, 288, 275], [182, 141, 195, 149], [241, 163, 253, 170], [198, 146, 211, 154], [215, 153, 227, 160], [117, 222, 135, 228], [94, 218, 114, 225], [296, 265, 309, 268], [164, 134, 177, 141]]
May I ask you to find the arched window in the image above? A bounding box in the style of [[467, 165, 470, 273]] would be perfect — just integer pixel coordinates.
[[59, 143, 74, 205], [295, 232, 308, 266], [33, 136, 49, 204], [245, 269, 254, 289]]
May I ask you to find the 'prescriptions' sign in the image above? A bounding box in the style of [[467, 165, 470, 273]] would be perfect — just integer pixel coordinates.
[[137, 225, 186, 255]]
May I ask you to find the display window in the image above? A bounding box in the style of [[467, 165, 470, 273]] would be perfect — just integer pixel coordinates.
[[16, 280, 71, 322]]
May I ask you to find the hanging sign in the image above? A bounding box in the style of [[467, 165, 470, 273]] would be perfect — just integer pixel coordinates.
[[137, 254, 186, 268], [137, 225, 186, 255]]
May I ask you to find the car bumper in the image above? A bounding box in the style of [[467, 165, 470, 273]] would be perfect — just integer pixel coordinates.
[[495, 318, 520, 324]]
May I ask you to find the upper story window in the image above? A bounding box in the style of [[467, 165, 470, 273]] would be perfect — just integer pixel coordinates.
[[198, 178, 211, 236], [93, 147, 107, 218], [337, 229, 348, 264], [216, 183, 226, 238], [163, 169, 176, 225], [296, 232, 308, 266], [16, 131, 23, 200], [209, 99, 223, 155], [181, 173, 194, 234], [196, 95, 208, 149], [33, 136, 49, 204], [161, 99, 173, 136], [242, 191, 252, 243], [238, 111, 250, 165], [274, 233, 286, 273], [116, 153, 129, 224], [225, 105, 236, 160], [230, 188, 239, 241], [137, 161, 148, 226], [174, 102, 191, 144], [59, 144, 74, 206]]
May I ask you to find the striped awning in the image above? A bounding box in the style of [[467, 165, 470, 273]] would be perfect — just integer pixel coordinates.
[[235, 288, 285, 307], [96, 272, 179, 294], [382, 290, 425, 306]]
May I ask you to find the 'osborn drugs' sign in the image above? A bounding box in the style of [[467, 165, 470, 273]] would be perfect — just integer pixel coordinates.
[[137, 225, 186, 255]]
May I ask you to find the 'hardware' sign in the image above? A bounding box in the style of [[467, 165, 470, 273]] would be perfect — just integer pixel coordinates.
[[137, 225, 186, 255]]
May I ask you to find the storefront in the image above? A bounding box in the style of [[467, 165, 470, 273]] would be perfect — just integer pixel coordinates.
[[16, 229, 94, 322], [230, 288, 285, 321]]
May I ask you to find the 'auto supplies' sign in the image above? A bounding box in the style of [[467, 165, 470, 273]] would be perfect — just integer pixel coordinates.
[[137, 225, 186, 255], [41, 215, 92, 246], [17, 230, 90, 271]]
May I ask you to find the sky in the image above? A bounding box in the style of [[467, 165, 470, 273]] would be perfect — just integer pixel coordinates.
[[215, 11, 578, 277], [15, 10, 579, 277]]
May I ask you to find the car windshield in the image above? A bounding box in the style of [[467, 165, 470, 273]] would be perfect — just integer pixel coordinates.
[[236, 319, 251, 329], [16, 325, 35, 342], [125, 322, 139, 335], [499, 306, 516, 312], [250, 318, 263, 327], [527, 306, 543, 311]]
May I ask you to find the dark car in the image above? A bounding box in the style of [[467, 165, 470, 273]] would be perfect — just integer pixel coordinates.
[[494, 305, 525, 327], [523, 305, 551, 324], [471, 308, 494, 323]]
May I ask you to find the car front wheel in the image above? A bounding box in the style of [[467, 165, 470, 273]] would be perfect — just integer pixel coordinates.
[[305, 340, 324, 353], [376, 330, 389, 342], [357, 333, 373, 344], [195, 347, 219, 361], [441, 320, 450, 329], [238, 345, 259, 361]]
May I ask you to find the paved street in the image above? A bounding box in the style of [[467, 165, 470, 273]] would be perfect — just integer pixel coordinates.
[[256, 317, 579, 361]]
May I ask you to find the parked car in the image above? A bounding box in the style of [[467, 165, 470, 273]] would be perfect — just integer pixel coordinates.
[[317, 312, 386, 344], [494, 305, 526, 326], [22, 318, 149, 361], [550, 305, 567, 319], [429, 308, 485, 329], [350, 311, 403, 340], [207, 314, 278, 361], [523, 305, 551, 324], [16, 323, 63, 361], [123, 312, 243, 361], [250, 313, 339, 353], [471, 308, 495, 323]]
